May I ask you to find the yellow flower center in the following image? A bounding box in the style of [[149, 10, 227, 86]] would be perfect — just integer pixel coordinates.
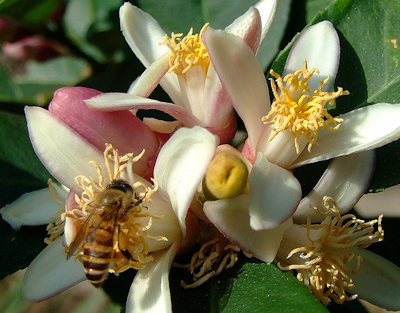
[[203, 151, 249, 200], [262, 61, 349, 153], [160, 23, 210, 75], [278, 196, 383, 305]]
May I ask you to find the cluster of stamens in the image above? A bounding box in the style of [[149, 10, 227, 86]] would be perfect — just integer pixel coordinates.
[[174, 227, 241, 288], [160, 24, 210, 75], [262, 61, 349, 153], [278, 196, 383, 305]]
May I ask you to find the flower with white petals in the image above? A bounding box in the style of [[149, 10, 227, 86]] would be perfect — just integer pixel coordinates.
[[276, 151, 400, 310], [204, 20, 400, 170], [85, 0, 278, 143]]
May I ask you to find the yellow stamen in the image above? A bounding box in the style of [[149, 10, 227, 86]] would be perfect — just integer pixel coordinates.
[[160, 23, 210, 75], [262, 61, 349, 153], [174, 230, 241, 289], [278, 196, 384, 305]]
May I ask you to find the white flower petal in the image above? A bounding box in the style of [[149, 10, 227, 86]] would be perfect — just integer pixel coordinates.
[[203, 27, 270, 152], [22, 237, 86, 302], [128, 52, 170, 98], [204, 194, 292, 263], [350, 249, 400, 311], [126, 242, 180, 313], [283, 21, 340, 91], [119, 3, 181, 106], [120, 3, 169, 67], [249, 153, 301, 230], [154, 127, 219, 236], [294, 150, 376, 223], [0, 185, 67, 230], [254, 0, 279, 42], [25, 107, 106, 193], [291, 103, 400, 168], [225, 7, 261, 53], [355, 184, 400, 218], [85, 93, 204, 128]]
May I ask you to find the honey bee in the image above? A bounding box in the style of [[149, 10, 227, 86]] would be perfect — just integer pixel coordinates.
[[67, 179, 141, 287]]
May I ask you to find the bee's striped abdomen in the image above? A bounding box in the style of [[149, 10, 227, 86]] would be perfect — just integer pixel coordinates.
[[82, 224, 114, 288]]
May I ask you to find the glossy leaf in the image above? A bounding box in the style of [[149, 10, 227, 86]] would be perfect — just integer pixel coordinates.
[[169, 260, 327, 312]]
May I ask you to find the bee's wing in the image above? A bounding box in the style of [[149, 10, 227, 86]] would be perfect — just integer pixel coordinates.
[[66, 208, 98, 259]]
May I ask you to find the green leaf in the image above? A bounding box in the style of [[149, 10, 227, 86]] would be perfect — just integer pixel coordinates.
[[63, 0, 126, 63], [0, 0, 58, 26], [137, 0, 204, 33], [0, 56, 91, 105], [0, 110, 50, 186], [271, 0, 400, 191], [168, 260, 327, 312], [0, 220, 47, 280]]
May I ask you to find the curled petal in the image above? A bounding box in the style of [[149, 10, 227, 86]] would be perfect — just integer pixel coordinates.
[[249, 153, 301, 230], [154, 127, 219, 236], [283, 21, 340, 91], [350, 249, 400, 311], [294, 150, 376, 223], [204, 195, 292, 263], [85, 93, 204, 128], [126, 242, 181, 313], [204, 27, 270, 152], [25, 106, 106, 193], [225, 7, 262, 53], [355, 184, 400, 218], [292, 103, 400, 168], [254, 0, 279, 42], [0, 185, 67, 229], [22, 237, 86, 302]]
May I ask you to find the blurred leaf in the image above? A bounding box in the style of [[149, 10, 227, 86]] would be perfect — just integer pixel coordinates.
[[271, 0, 400, 191], [0, 56, 91, 105], [0, 0, 58, 26], [63, 0, 126, 63], [137, 0, 203, 33]]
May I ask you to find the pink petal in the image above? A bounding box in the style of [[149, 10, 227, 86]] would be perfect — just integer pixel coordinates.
[[249, 153, 301, 230], [49, 87, 159, 176], [204, 195, 292, 263], [22, 237, 86, 302], [294, 150, 376, 223]]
